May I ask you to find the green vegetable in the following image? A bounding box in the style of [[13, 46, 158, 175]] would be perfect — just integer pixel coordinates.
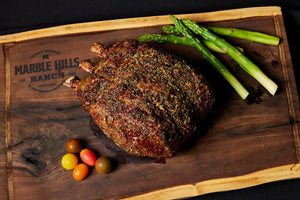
[[139, 33, 228, 53], [202, 40, 230, 53], [182, 18, 278, 96], [207, 27, 280, 45], [169, 14, 249, 100], [139, 34, 189, 45], [163, 24, 280, 45], [162, 25, 243, 53], [162, 25, 181, 34]]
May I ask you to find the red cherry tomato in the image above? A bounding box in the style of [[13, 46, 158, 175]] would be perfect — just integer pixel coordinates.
[[73, 163, 89, 181], [80, 149, 96, 166]]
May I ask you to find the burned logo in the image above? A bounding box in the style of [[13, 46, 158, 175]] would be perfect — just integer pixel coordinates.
[[14, 49, 79, 92]]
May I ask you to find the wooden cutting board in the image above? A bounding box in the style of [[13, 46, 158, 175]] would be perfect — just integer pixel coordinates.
[[1, 6, 300, 200]]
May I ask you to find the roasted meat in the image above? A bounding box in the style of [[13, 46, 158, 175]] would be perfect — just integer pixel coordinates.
[[65, 39, 214, 158]]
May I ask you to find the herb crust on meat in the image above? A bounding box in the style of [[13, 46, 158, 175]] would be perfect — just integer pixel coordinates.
[[65, 39, 214, 158]]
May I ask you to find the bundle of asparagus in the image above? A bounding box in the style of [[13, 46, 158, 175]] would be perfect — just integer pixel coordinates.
[[139, 15, 280, 100]]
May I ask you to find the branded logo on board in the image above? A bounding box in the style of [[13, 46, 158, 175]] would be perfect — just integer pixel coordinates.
[[14, 49, 80, 92]]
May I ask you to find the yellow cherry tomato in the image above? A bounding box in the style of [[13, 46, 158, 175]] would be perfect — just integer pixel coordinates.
[[73, 163, 89, 181], [61, 153, 78, 170]]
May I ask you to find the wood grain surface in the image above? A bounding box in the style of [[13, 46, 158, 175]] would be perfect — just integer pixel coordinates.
[[0, 6, 300, 200]]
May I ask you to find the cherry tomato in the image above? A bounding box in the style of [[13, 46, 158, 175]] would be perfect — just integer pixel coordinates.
[[61, 153, 78, 170], [66, 138, 83, 154], [80, 149, 96, 166], [95, 157, 112, 174], [73, 163, 89, 181]]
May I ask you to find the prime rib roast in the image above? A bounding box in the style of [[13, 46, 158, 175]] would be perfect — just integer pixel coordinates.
[[65, 39, 215, 158]]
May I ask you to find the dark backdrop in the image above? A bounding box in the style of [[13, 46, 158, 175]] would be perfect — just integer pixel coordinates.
[[1, 1, 300, 200]]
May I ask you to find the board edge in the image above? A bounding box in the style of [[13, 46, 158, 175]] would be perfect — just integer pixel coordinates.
[[122, 163, 300, 200], [3, 43, 14, 200], [273, 14, 300, 162], [0, 43, 9, 200], [0, 6, 282, 44]]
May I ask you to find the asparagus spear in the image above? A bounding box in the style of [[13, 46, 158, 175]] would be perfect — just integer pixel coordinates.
[[139, 33, 229, 53], [182, 18, 278, 96], [168, 15, 249, 100], [207, 27, 280, 45], [162, 25, 181, 34], [163, 25, 280, 45], [162, 25, 243, 53]]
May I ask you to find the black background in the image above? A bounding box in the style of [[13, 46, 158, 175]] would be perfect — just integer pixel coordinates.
[[1, 1, 300, 199]]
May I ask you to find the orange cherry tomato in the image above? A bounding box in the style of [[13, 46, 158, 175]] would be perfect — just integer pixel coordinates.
[[73, 163, 89, 181], [66, 138, 83, 154], [80, 149, 96, 166]]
